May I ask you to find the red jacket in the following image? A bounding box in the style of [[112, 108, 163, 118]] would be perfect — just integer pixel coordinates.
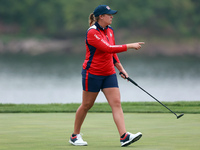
[[83, 22, 127, 76]]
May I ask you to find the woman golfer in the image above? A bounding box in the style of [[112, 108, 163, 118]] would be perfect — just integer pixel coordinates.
[[69, 5, 144, 147]]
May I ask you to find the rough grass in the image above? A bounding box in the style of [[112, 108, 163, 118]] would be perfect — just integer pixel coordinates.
[[0, 101, 200, 113]]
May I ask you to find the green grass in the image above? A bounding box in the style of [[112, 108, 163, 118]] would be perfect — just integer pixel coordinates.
[[0, 101, 200, 113], [0, 113, 199, 150]]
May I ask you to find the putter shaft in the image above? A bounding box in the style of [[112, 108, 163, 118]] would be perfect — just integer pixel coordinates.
[[119, 72, 184, 119]]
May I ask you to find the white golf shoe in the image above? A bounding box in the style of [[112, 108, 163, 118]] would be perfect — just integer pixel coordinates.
[[120, 132, 142, 147], [69, 134, 88, 146]]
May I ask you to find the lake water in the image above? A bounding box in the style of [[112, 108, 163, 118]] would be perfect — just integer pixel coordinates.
[[0, 53, 199, 104]]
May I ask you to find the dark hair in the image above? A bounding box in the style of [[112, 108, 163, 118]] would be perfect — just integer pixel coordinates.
[[89, 13, 99, 26]]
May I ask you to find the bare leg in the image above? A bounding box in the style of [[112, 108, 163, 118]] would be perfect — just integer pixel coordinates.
[[73, 90, 99, 134], [102, 88, 126, 136]]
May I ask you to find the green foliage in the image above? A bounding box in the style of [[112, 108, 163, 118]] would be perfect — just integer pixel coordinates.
[[0, 0, 200, 37], [0, 0, 65, 35]]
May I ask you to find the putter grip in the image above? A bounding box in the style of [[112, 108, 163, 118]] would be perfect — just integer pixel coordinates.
[[127, 77, 138, 86], [119, 72, 138, 86]]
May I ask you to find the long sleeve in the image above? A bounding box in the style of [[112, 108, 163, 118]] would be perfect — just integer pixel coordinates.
[[86, 29, 127, 53]]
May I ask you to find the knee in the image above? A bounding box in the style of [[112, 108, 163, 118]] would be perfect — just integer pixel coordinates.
[[81, 102, 94, 111], [110, 98, 121, 108]]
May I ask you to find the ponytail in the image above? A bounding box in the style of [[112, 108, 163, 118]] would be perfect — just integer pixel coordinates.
[[89, 13, 95, 27]]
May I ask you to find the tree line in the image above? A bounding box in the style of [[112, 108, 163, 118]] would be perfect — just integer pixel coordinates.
[[0, 0, 199, 38]]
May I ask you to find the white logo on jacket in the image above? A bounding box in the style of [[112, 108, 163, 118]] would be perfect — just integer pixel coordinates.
[[94, 34, 100, 40]]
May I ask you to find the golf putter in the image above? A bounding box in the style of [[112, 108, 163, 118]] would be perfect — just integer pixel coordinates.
[[119, 72, 184, 119]]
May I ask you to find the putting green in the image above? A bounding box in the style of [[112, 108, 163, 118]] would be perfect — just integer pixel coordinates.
[[0, 113, 199, 150]]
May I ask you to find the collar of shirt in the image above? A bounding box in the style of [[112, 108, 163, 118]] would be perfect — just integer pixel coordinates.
[[95, 22, 108, 31]]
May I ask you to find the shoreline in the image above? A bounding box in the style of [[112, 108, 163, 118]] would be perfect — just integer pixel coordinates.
[[0, 37, 200, 56]]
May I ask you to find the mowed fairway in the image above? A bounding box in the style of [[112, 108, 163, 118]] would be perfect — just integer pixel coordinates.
[[0, 113, 199, 150]]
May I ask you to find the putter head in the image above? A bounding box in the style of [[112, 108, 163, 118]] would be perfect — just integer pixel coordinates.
[[177, 113, 184, 119]]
